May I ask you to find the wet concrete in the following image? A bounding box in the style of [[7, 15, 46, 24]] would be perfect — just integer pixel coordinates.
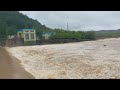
[[0, 47, 35, 79]]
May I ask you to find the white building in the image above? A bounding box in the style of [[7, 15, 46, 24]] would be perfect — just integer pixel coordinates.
[[7, 35, 16, 39], [17, 29, 36, 43]]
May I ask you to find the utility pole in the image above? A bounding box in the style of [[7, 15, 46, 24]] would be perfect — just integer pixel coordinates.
[[66, 16, 69, 31], [67, 22, 69, 31]]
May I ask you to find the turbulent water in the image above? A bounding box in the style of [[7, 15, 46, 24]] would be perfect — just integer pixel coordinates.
[[6, 38, 120, 79]]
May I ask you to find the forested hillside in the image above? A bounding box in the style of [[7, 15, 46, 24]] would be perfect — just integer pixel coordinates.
[[0, 11, 52, 38]]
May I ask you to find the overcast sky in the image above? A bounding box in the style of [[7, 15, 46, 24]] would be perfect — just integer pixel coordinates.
[[20, 11, 120, 31]]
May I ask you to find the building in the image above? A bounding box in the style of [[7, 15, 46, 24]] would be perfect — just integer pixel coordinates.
[[7, 35, 16, 39], [17, 29, 36, 44], [42, 32, 56, 40]]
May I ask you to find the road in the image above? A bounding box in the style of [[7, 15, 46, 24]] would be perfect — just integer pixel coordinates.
[[0, 47, 35, 79]]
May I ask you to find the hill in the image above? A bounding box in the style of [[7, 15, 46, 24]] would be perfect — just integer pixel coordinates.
[[0, 11, 53, 38], [95, 29, 120, 39]]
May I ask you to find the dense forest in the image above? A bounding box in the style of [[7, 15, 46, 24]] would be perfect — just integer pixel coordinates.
[[50, 30, 96, 40]]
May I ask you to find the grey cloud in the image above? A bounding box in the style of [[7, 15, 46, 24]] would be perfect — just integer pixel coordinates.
[[20, 11, 120, 31]]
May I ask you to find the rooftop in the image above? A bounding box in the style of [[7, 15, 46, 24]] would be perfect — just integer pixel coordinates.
[[17, 29, 35, 32]]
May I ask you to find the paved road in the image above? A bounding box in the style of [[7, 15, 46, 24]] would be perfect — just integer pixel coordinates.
[[0, 47, 35, 79]]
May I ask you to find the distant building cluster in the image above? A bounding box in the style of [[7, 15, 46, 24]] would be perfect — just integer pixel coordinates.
[[6, 28, 56, 46]]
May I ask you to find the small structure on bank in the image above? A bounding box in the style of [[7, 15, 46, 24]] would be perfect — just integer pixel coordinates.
[[17, 29, 36, 45], [42, 32, 56, 40], [7, 35, 16, 39]]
